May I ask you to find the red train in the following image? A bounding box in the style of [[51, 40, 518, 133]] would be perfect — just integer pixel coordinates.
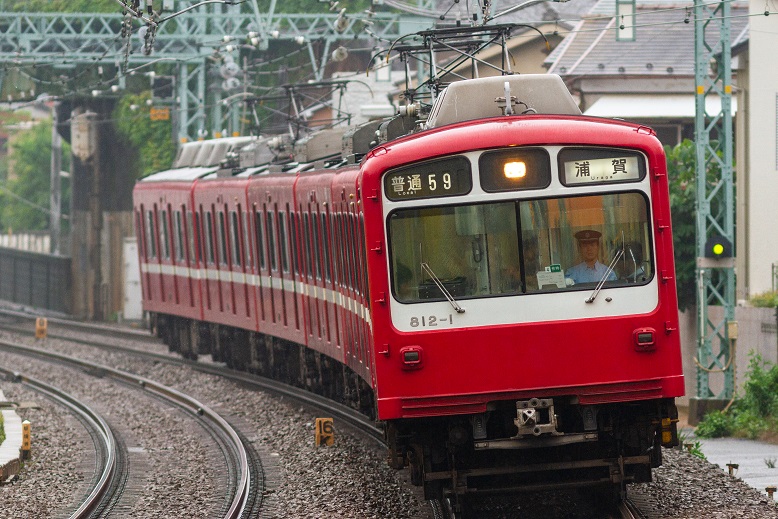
[[133, 73, 683, 505]]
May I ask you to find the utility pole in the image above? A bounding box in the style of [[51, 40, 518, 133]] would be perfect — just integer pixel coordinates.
[[49, 103, 62, 255], [690, 0, 736, 423]]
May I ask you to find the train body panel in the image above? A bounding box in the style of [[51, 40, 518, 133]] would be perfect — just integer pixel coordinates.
[[134, 179, 202, 322], [360, 116, 682, 421], [192, 177, 257, 332], [133, 73, 684, 501]]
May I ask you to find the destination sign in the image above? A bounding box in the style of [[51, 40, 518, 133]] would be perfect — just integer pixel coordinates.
[[559, 148, 644, 186], [384, 156, 472, 201]]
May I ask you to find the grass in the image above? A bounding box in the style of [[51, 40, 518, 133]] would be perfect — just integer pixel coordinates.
[[696, 353, 778, 441]]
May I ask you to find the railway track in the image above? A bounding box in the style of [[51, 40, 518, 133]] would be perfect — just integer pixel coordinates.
[[0, 367, 124, 518], [0, 309, 653, 519], [0, 335, 260, 518]]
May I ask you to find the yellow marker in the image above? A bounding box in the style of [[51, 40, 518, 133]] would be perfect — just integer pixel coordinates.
[[35, 318, 47, 339], [315, 418, 334, 447], [21, 420, 31, 459]]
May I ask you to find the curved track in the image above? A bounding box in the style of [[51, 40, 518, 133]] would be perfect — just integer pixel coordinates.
[[0, 335, 258, 519], [0, 367, 123, 518]]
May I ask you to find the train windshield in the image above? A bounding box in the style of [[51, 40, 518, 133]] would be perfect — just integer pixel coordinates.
[[389, 192, 652, 303]]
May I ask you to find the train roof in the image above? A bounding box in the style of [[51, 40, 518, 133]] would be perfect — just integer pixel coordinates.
[[425, 74, 581, 129], [139, 166, 219, 183]]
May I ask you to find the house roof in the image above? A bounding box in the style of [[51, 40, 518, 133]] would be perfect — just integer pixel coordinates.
[[544, 0, 748, 78]]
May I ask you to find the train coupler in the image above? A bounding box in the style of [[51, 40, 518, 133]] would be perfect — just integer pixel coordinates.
[[514, 398, 563, 437]]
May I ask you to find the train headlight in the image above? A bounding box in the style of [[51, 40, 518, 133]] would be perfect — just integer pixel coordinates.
[[503, 161, 526, 179]]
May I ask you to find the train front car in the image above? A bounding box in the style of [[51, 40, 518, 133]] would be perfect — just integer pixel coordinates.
[[362, 75, 683, 501]]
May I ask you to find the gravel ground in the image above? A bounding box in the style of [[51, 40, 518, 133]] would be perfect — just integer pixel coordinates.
[[2, 325, 778, 518]]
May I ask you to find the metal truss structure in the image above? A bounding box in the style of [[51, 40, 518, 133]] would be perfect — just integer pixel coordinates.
[[0, 1, 424, 140], [693, 0, 735, 401]]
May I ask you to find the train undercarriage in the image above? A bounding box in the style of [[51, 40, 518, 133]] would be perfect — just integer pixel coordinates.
[[150, 313, 376, 418], [151, 312, 679, 506], [386, 396, 679, 503]]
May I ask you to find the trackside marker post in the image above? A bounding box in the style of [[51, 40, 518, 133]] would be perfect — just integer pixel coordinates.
[[315, 418, 334, 447], [35, 318, 47, 339], [21, 420, 31, 459]]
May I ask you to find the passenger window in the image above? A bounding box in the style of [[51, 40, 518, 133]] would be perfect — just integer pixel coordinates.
[[255, 211, 266, 270], [230, 210, 241, 267], [267, 210, 277, 271], [205, 211, 215, 265], [217, 211, 228, 265], [160, 209, 170, 260]]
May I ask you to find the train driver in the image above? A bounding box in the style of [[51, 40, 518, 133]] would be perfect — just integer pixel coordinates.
[[565, 230, 617, 285]]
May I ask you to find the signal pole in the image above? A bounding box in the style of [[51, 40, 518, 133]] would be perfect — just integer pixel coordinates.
[[690, 0, 736, 422]]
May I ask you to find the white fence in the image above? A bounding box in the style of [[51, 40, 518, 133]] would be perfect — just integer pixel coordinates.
[[0, 233, 50, 253]]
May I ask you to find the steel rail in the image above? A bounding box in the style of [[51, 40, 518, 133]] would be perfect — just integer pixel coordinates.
[[0, 366, 118, 519], [0, 339, 251, 519]]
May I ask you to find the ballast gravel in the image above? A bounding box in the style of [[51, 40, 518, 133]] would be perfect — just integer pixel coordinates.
[[0, 326, 777, 518]]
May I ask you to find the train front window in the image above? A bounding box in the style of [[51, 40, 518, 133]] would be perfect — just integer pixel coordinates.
[[389, 192, 652, 303]]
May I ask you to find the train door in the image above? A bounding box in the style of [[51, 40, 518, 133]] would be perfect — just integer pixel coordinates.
[[216, 206, 233, 315], [328, 212, 343, 352], [158, 204, 177, 305], [268, 204, 288, 327], [301, 208, 320, 345], [138, 205, 155, 303], [173, 206, 191, 309], [287, 208, 302, 334], [252, 205, 268, 324], [320, 211, 338, 353], [201, 206, 217, 314], [264, 204, 279, 325]]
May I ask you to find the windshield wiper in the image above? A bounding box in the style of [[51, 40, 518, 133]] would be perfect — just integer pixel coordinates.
[[421, 262, 465, 313], [585, 248, 623, 304]]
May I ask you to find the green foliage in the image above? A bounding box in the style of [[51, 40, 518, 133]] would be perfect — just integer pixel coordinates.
[[694, 410, 733, 438], [113, 92, 176, 178], [750, 291, 778, 308], [688, 440, 707, 460], [665, 140, 697, 311], [0, 120, 71, 232], [0, 412, 5, 446], [696, 354, 778, 440]]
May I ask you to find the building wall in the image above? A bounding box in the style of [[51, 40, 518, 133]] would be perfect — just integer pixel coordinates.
[[745, 7, 778, 297], [678, 306, 778, 407]]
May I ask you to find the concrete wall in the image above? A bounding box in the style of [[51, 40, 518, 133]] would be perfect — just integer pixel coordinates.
[[744, 5, 778, 297], [678, 306, 778, 407]]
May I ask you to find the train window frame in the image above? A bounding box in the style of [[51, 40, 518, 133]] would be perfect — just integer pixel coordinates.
[[230, 210, 241, 268], [311, 209, 322, 280], [387, 191, 654, 304], [174, 210, 185, 262], [254, 210, 266, 270], [557, 147, 647, 187], [205, 210, 215, 265], [320, 212, 331, 282], [278, 210, 290, 274], [145, 208, 157, 259], [217, 210, 228, 266], [160, 208, 171, 260], [267, 209, 278, 272], [242, 211, 252, 269], [478, 147, 552, 193], [330, 213, 341, 286], [302, 211, 313, 278], [187, 210, 197, 263], [289, 209, 300, 276]]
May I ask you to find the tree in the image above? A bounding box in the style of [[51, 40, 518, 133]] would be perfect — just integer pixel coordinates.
[[0, 119, 70, 232], [666, 140, 697, 311], [113, 91, 176, 178]]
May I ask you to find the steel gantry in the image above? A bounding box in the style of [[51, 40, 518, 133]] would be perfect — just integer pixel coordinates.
[[0, 1, 423, 140], [692, 0, 736, 409]]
